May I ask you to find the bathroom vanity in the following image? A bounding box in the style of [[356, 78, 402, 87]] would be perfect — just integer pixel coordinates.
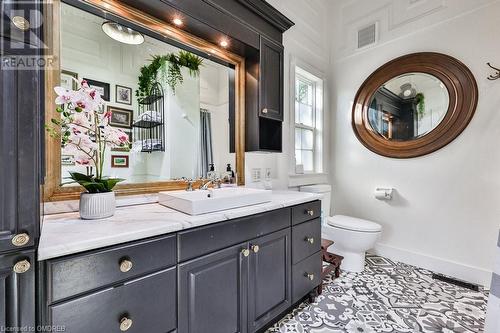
[[37, 193, 322, 333]]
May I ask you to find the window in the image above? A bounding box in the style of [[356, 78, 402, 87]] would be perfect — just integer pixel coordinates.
[[294, 67, 324, 173]]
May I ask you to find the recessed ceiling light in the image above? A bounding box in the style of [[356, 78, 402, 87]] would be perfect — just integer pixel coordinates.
[[173, 18, 183, 26], [403, 89, 412, 97], [102, 21, 144, 45], [219, 39, 229, 48], [11, 16, 30, 31]]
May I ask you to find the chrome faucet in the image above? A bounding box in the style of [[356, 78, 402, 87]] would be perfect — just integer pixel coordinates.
[[185, 179, 195, 191], [199, 178, 221, 190]]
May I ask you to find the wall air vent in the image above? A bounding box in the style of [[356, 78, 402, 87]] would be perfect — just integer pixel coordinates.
[[357, 23, 377, 49]]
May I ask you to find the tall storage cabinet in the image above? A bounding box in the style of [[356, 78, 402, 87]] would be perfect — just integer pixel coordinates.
[[0, 1, 43, 330]]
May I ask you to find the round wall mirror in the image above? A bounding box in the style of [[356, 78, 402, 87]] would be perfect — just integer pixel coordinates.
[[352, 53, 478, 158]]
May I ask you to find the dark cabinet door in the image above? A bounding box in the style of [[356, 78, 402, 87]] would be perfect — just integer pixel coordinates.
[[0, 250, 35, 332], [178, 242, 249, 333], [259, 35, 284, 121], [247, 229, 291, 332], [0, 37, 41, 252]]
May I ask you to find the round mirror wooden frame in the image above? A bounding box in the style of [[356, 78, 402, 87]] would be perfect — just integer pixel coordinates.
[[352, 52, 478, 158]]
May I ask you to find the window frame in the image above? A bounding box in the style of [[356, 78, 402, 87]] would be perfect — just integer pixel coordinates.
[[294, 74, 317, 172], [288, 56, 328, 187]]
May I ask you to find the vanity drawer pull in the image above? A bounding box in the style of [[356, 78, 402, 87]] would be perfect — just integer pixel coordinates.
[[13, 259, 30, 274], [305, 273, 314, 281], [119, 317, 133, 331], [262, 108, 268, 114], [305, 209, 314, 216], [119, 259, 133, 273], [251, 245, 260, 253], [305, 237, 314, 244], [241, 248, 250, 257], [12, 233, 30, 247]]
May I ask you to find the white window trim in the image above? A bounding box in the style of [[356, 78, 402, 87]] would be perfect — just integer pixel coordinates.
[[288, 56, 328, 187]]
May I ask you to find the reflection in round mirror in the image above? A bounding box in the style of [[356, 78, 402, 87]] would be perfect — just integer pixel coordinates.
[[367, 73, 449, 141]]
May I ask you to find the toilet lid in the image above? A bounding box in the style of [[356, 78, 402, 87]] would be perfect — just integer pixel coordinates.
[[327, 215, 382, 232]]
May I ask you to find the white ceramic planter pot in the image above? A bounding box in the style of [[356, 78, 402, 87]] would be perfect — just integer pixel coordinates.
[[79, 192, 116, 220]]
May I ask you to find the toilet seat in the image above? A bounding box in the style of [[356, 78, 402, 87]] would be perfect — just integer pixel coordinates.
[[327, 215, 382, 233]]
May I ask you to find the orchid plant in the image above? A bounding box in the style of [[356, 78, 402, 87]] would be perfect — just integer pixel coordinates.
[[46, 79, 130, 193]]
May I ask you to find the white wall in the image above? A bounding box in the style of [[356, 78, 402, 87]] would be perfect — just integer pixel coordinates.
[[329, 0, 500, 287], [245, 0, 332, 189]]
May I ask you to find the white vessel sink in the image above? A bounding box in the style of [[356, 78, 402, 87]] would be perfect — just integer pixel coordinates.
[[158, 188, 273, 215]]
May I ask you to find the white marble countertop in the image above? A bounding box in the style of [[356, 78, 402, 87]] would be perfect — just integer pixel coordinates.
[[38, 191, 321, 261]]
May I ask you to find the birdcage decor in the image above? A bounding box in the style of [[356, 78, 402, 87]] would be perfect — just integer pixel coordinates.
[[132, 82, 165, 153]]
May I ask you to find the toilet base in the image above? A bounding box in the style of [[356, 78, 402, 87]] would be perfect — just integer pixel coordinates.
[[324, 242, 367, 273], [337, 251, 366, 273]]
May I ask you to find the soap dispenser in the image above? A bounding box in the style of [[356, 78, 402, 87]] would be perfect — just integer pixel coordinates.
[[207, 163, 216, 180], [222, 164, 237, 187]]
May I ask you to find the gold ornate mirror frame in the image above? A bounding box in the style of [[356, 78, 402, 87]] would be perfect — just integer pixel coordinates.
[[43, 0, 245, 201]]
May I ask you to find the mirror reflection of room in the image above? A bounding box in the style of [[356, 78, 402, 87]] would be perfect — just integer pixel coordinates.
[[368, 73, 449, 141], [59, 3, 235, 185]]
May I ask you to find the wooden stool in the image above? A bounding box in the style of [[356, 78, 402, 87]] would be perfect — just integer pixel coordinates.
[[317, 239, 344, 295]]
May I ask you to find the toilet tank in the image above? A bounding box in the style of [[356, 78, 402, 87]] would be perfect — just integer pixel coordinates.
[[299, 184, 332, 223]]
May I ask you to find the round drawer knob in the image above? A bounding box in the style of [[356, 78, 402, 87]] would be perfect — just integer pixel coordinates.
[[241, 248, 250, 257], [12, 233, 30, 247], [262, 108, 268, 114], [305, 273, 314, 281], [119, 259, 133, 273], [306, 209, 314, 216], [120, 317, 133, 331], [13, 260, 30, 274], [251, 245, 260, 253], [305, 237, 314, 244]]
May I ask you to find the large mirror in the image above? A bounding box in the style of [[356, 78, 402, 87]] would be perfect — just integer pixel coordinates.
[[44, 0, 245, 201], [352, 53, 478, 158]]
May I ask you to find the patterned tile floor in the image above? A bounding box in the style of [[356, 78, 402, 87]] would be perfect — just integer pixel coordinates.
[[267, 255, 488, 333]]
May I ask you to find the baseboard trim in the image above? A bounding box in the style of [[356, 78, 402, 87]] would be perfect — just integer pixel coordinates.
[[371, 243, 492, 289]]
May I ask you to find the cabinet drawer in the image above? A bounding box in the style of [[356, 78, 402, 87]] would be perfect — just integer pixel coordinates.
[[292, 251, 322, 303], [292, 218, 321, 264], [178, 208, 290, 262], [49, 267, 176, 333], [291, 201, 321, 225], [47, 235, 176, 303]]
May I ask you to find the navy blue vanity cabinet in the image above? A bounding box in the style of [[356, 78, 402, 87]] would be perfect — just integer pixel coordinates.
[[290, 203, 323, 304], [0, 38, 41, 253], [41, 236, 178, 333], [248, 228, 291, 332], [40, 201, 322, 333], [178, 242, 249, 333], [0, 250, 36, 331], [0, 2, 42, 332]]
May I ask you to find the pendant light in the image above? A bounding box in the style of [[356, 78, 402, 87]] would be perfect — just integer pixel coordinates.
[[101, 21, 144, 45]]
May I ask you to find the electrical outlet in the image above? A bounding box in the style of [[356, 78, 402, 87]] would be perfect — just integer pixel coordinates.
[[265, 168, 271, 180], [251, 168, 261, 182]]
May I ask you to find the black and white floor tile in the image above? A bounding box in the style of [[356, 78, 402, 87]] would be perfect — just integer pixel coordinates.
[[267, 255, 488, 333]]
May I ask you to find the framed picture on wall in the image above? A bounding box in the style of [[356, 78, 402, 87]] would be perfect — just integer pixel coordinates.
[[115, 85, 132, 105], [108, 106, 133, 128], [84, 78, 110, 101], [61, 154, 75, 166], [60, 70, 78, 90], [112, 130, 132, 152], [111, 155, 129, 168]]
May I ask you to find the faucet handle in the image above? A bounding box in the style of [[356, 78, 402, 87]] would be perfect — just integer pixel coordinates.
[[185, 178, 195, 191]]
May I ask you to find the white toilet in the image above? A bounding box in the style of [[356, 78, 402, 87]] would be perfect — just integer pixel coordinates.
[[300, 184, 382, 273]]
